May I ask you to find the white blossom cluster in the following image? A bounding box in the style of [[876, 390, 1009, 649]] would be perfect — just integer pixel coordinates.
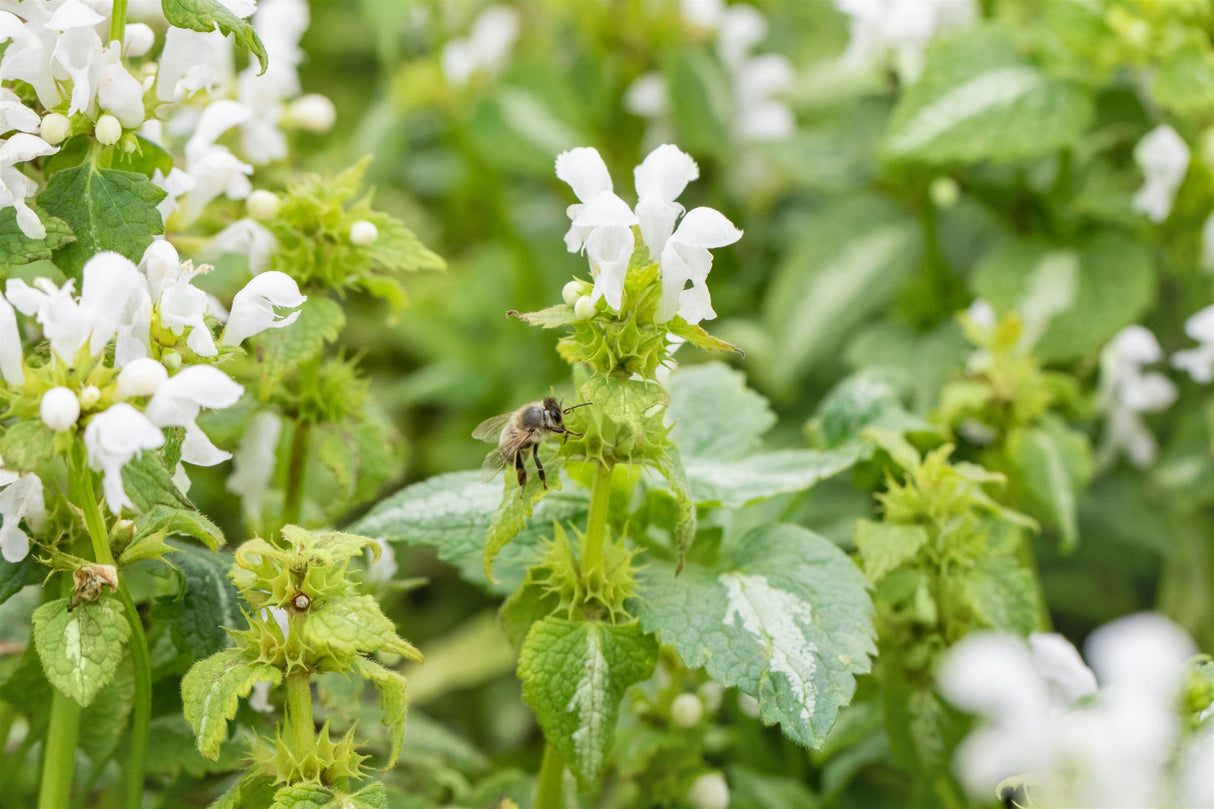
[[625, 1, 794, 144], [938, 614, 1213, 809], [0, 243, 305, 561], [1097, 326, 1177, 468], [438, 4, 520, 87], [833, 0, 978, 83], [555, 143, 741, 325]]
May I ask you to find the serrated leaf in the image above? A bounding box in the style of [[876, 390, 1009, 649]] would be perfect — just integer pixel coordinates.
[[667, 362, 775, 460], [130, 503, 225, 554], [0, 206, 74, 266], [156, 542, 245, 660], [666, 317, 742, 355], [78, 655, 134, 766], [682, 447, 861, 508], [182, 648, 281, 759], [1006, 419, 1093, 552], [637, 524, 876, 748], [518, 618, 657, 788], [809, 373, 939, 451], [580, 376, 668, 440], [762, 196, 921, 389], [0, 553, 36, 606], [351, 471, 590, 594], [210, 774, 278, 809], [507, 305, 579, 329], [972, 234, 1154, 362], [657, 447, 696, 564], [38, 164, 166, 275], [853, 520, 929, 582], [162, 0, 268, 73], [303, 594, 421, 663], [882, 26, 1092, 164], [121, 450, 190, 512], [968, 556, 1041, 634], [257, 296, 345, 374], [270, 785, 333, 809], [352, 657, 408, 767], [483, 467, 565, 583], [0, 419, 56, 473], [32, 597, 131, 707]]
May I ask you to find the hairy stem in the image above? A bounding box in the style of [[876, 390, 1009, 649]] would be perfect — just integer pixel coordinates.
[[285, 669, 315, 758], [70, 447, 151, 809], [0, 702, 13, 756], [282, 420, 312, 528], [534, 742, 565, 809], [581, 462, 613, 573], [37, 576, 81, 809], [109, 0, 127, 45]]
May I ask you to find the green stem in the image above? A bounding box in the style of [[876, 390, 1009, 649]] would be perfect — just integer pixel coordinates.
[[285, 670, 314, 756], [933, 775, 968, 809], [282, 420, 312, 528], [534, 742, 565, 809], [580, 462, 613, 573], [109, 0, 127, 44], [38, 576, 81, 809], [0, 702, 13, 756], [70, 448, 151, 809]]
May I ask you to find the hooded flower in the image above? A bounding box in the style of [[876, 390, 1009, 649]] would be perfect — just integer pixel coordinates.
[[220, 271, 306, 346], [440, 4, 520, 86], [0, 132, 59, 239], [84, 402, 166, 513], [1097, 326, 1177, 468], [835, 0, 977, 83], [633, 144, 699, 259], [0, 465, 46, 563], [1132, 125, 1189, 224], [1172, 304, 1214, 384], [145, 364, 243, 466], [657, 207, 743, 324]]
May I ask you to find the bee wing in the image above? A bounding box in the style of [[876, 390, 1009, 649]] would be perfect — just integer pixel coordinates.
[[481, 430, 533, 482], [472, 413, 512, 442], [481, 448, 508, 481]]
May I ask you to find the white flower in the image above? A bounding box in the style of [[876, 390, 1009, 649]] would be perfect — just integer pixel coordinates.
[[226, 409, 281, 520], [181, 101, 254, 223], [0, 294, 24, 386], [152, 166, 196, 224], [1132, 125, 1189, 224], [140, 241, 219, 357], [220, 271, 306, 347], [0, 132, 59, 238], [205, 219, 277, 274], [440, 4, 520, 86], [0, 465, 46, 563], [145, 365, 243, 466], [658, 207, 742, 324], [115, 356, 169, 400], [634, 144, 699, 258], [0, 88, 40, 135], [95, 41, 145, 127], [84, 402, 166, 513], [1173, 304, 1214, 384], [835, 0, 977, 83], [555, 146, 638, 310], [1097, 326, 1177, 468], [940, 615, 1208, 809], [155, 27, 233, 102], [713, 5, 794, 141], [40, 386, 80, 431]]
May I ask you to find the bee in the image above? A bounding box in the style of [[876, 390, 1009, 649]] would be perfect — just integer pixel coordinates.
[[473, 397, 589, 496]]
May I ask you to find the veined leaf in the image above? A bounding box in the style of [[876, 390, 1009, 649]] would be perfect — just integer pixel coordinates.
[[683, 447, 861, 508], [351, 657, 408, 768], [518, 618, 657, 788], [161, 0, 268, 72], [1006, 418, 1093, 552], [156, 542, 245, 661], [637, 524, 876, 748], [32, 597, 131, 707], [853, 520, 929, 583], [0, 207, 74, 267], [182, 648, 281, 759], [668, 362, 775, 461]]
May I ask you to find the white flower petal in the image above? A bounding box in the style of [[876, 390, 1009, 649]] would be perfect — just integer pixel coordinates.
[[145, 365, 243, 428], [634, 143, 699, 205], [669, 206, 743, 248], [555, 146, 613, 203], [0, 295, 24, 386], [84, 403, 165, 514], [220, 271, 306, 346]]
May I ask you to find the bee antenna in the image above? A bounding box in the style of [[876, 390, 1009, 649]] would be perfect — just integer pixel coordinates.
[[563, 402, 592, 414]]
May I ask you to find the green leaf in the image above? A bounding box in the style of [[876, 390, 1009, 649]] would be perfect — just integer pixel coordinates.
[[351, 471, 589, 594], [156, 542, 246, 660], [32, 597, 131, 707], [728, 764, 821, 809], [121, 450, 191, 512], [303, 594, 421, 664], [580, 375, 669, 441], [667, 49, 732, 156], [808, 373, 939, 451], [507, 305, 579, 329], [0, 206, 74, 267], [38, 163, 166, 275], [637, 524, 876, 748], [666, 317, 742, 355], [1006, 418, 1093, 552], [269, 785, 334, 809], [683, 447, 861, 508], [0, 419, 56, 473], [78, 655, 134, 766], [351, 657, 408, 768], [0, 553, 36, 606], [257, 296, 346, 375], [971, 234, 1154, 362], [1153, 44, 1214, 113], [161, 0, 268, 73], [967, 556, 1041, 635], [210, 774, 278, 809], [853, 520, 929, 582], [130, 503, 225, 553], [657, 447, 696, 565], [668, 362, 775, 460], [110, 135, 174, 178], [518, 618, 658, 787], [181, 648, 281, 760], [762, 196, 921, 390], [882, 26, 1093, 164]]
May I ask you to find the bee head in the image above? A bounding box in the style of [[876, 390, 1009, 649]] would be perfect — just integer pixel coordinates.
[[541, 396, 565, 429]]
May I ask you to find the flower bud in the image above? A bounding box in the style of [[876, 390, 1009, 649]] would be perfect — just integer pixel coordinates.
[[930, 176, 959, 208], [79, 385, 101, 409], [41, 387, 81, 432], [115, 357, 168, 400], [698, 681, 725, 713], [562, 280, 584, 306], [246, 189, 280, 221], [574, 295, 596, 320], [671, 693, 704, 727], [286, 94, 336, 132], [349, 220, 378, 246], [120, 134, 138, 154], [95, 114, 122, 146], [737, 693, 760, 718], [39, 113, 71, 146], [162, 351, 183, 373], [123, 23, 155, 58], [688, 772, 730, 809]]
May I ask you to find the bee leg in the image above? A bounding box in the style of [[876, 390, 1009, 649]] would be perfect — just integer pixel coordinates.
[[514, 452, 527, 497], [533, 443, 547, 490]]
